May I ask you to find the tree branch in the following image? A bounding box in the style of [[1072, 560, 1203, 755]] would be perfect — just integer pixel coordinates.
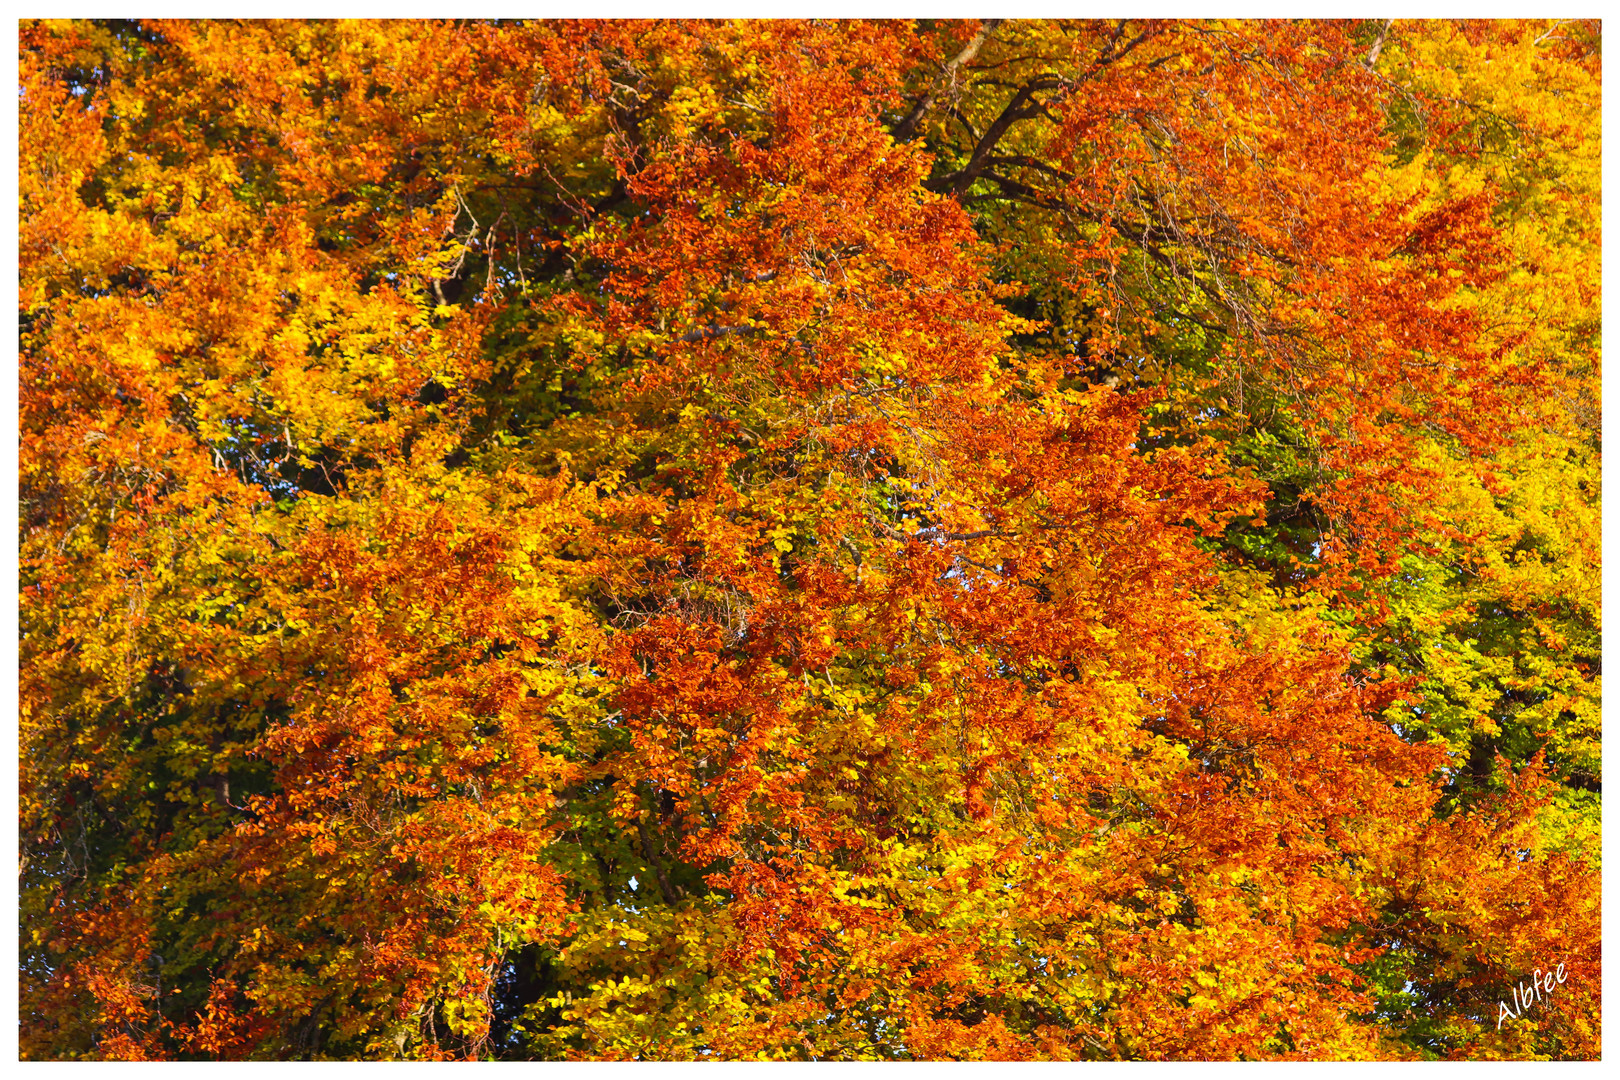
[[891, 20, 1002, 143]]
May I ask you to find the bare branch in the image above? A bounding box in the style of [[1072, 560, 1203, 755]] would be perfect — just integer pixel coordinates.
[[1364, 19, 1394, 68]]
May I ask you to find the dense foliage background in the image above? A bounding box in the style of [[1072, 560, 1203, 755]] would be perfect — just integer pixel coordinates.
[[19, 18, 1600, 1060]]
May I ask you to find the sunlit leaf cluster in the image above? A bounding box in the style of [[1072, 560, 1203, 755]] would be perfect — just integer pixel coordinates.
[[19, 18, 1599, 1060]]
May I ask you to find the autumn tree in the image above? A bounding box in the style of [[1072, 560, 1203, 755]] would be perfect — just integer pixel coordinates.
[[18, 18, 1599, 1060]]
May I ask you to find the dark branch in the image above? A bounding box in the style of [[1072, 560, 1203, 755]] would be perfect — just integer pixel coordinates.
[[891, 19, 1002, 143]]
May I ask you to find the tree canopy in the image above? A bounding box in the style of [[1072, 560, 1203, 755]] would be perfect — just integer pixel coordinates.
[[18, 18, 1600, 1060]]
